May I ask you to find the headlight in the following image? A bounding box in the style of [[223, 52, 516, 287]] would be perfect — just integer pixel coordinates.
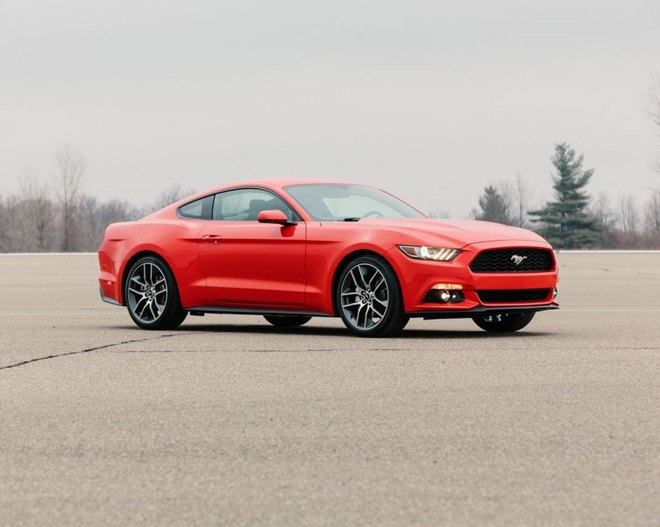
[[398, 245, 461, 261]]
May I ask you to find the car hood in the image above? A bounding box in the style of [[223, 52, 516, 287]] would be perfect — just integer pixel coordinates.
[[357, 218, 549, 247]]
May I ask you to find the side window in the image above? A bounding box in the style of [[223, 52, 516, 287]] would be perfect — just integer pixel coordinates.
[[212, 189, 297, 221], [178, 195, 214, 219]]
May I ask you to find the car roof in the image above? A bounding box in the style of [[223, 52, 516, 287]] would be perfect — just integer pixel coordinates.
[[179, 179, 369, 202], [220, 179, 366, 191], [158, 179, 373, 216]]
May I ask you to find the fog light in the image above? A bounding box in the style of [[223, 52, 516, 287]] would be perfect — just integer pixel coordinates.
[[423, 283, 465, 304], [553, 287, 558, 299]]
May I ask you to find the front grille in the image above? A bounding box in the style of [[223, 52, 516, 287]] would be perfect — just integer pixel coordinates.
[[470, 248, 554, 273], [477, 289, 551, 303]]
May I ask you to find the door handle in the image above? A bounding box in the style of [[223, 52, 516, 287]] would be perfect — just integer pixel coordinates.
[[201, 234, 222, 244]]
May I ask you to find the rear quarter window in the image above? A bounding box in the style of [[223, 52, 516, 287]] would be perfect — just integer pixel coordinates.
[[177, 195, 214, 219]]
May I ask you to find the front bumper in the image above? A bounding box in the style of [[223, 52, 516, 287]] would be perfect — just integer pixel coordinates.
[[386, 240, 559, 315]]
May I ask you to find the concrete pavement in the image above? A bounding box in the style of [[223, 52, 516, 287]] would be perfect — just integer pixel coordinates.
[[1, 253, 658, 525]]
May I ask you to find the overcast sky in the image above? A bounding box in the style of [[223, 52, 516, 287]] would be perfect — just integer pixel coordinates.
[[1, 0, 659, 217]]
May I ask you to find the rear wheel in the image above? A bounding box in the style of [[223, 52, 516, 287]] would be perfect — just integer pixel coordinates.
[[263, 315, 312, 327], [125, 256, 187, 330], [472, 311, 535, 333], [336, 255, 408, 337]]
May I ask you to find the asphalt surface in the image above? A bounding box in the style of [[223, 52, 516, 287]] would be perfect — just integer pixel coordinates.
[[1, 252, 659, 526]]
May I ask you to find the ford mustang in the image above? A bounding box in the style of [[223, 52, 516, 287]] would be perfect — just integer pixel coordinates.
[[98, 180, 559, 337]]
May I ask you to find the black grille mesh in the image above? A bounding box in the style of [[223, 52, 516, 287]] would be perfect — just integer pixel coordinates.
[[470, 248, 554, 273], [477, 289, 551, 303]]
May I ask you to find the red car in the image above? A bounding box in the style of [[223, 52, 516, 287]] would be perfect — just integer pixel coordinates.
[[98, 181, 558, 337]]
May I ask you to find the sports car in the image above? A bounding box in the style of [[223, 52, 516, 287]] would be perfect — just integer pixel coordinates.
[[98, 180, 559, 337]]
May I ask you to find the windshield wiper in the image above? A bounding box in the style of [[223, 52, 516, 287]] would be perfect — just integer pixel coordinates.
[[339, 217, 361, 222]]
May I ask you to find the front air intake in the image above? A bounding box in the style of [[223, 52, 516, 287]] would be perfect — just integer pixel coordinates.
[[476, 289, 552, 303]]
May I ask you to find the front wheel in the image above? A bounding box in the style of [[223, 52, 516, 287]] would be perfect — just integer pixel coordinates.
[[263, 315, 312, 327], [125, 256, 187, 330], [336, 255, 408, 337], [472, 311, 535, 333]]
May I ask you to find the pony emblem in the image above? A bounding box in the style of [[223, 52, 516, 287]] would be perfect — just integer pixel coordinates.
[[511, 255, 528, 266]]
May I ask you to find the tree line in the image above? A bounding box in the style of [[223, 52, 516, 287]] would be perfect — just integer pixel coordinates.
[[471, 142, 660, 249], [0, 145, 191, 253], [1, 139, 660, 252], [472, 84, 660, 249]]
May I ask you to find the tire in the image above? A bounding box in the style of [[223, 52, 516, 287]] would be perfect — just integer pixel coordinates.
[[335, 255, 409, 337], [472, 311, 535, 333], [263, 315, 312, 327], [124, 255, 187, 330]]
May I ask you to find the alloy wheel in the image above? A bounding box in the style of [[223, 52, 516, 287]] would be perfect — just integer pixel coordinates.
[[127, 261, 168, 324], [339, 263, 390, 331]]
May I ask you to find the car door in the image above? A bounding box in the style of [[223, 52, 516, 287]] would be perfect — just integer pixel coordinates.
[[197, 188, 306, 307]]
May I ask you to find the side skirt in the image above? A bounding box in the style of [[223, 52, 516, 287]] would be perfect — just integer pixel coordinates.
[[186, 306, 333, 318]]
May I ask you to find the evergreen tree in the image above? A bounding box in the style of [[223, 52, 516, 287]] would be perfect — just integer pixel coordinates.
[[472, 185, 512, 225], [529, 143, 598, 248]]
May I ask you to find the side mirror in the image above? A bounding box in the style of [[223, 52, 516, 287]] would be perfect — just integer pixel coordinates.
[[257, 209, 295, 226]]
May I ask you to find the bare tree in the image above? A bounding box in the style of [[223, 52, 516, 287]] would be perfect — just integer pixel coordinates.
[[16, 168, 55, 251], [76, 196, 142, 250], [511, 174, 529, 228], [590, 192, 617, 247], [77, 195, 101, 250], [428, 209, 449, 219], [0, 195, 25, 252], [645, 190, 660, 236], [619, 195, 639, 235], [0, 192, 8, 251], [147, 183, 194, 213], [53, 145, 87, 251], [98, 199, 142, 225], [646, 77, 660, 174], [648, 78, 660, 133]]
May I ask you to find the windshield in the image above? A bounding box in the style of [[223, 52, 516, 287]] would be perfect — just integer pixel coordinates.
[[285, 184, 426, 221]]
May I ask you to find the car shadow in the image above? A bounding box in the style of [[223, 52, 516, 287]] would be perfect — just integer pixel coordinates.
[[142, 323, 554, 339]]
